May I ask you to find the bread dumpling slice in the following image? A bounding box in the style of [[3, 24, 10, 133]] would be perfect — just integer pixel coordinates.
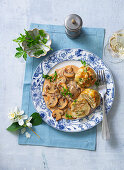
[[71, 98, 91, 118], [80, 89, 101, 109], [75, 66, 96, 88]]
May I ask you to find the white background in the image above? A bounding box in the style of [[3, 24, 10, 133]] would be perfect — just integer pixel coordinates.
[[0, 0, 124, 169]]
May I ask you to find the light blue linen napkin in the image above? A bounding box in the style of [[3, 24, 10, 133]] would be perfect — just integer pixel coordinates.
[[18, 23, 105, 150]]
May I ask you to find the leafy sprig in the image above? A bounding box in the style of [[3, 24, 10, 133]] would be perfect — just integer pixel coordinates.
[[7, 112, 42, 132], [15, 46, 27, 60], [53, 71, 57, 81], [13, 29, 52, 60], [81, 60, 86, 66], [43, 71, 57, 82], [61, 87, 72, 98], [95, 80, 99, 87], [74, 99, 77, 103], [65, 114, 72, 119]]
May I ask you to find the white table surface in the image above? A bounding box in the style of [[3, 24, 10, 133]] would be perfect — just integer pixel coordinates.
[[0, 0, 124, 169]]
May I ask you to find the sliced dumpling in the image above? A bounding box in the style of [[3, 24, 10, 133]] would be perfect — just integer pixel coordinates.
[[71, 98, 91, 118], [75, 66, 96, 88], [80, 89, 101, 109]]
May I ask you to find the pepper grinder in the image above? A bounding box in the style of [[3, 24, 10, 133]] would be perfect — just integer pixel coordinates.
[[64, 14, 83, 39]]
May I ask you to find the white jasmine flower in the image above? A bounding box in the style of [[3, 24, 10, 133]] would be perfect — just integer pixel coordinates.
[[8, 111, 16, 120], [8, 107, 25, 123], [8, 106, 28, 126], [26, 117, 32, 127], [21, 128, 26, 134], [14, 106, 24, 116], [18, 114, 28, 126], [25, 132, 31, 138]]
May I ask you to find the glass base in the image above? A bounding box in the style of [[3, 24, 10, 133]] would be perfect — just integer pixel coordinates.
[[104, 43, 123, 64]]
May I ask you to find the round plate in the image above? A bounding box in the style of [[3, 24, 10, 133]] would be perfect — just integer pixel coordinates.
[[31, 49, 115, 132]]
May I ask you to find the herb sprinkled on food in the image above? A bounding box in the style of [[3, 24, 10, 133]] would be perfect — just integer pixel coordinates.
[[53, 71, 57, 81], [43, 74, 53, 82], [43, 71, 57, 82], [95, 80, 99, 87], [65, 114, 72, 118], [79, 78, 84, 82], [74, 99, 77, 103], [91, 76, 94, 81], [61, 87, 72, 98], [84, 68, 87, 72], [81, 60, 86, 66]]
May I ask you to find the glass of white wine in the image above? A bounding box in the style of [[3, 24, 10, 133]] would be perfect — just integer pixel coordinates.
[[105, 29, 124, 63]]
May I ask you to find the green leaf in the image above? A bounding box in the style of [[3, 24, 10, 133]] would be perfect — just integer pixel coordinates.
[[16, 47, 23, 51], [7, 122, 22, 132], [84, 68, 87, 72], [23, 52, 27, 61], [15, 52, 23, 58], [30, 112, 42, 126], [81, 60, 86, 66], [13, 39, 19, 42], [34, 50, 44, 56], [53, 71, 57, 81], [43, 74, 53, 81], [39, 30, 46, 37], [61, 87, 72, 98], [42, 38, 47, 44], [24, 29, 32, 39], [74, 99, 77, 103], [95, 80, 99, 87], [65, 114, 72, 118]]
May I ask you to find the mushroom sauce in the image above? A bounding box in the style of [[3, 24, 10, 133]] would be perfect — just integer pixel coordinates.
[[43, 65, 84, 120], [42, 64, 98, 121]]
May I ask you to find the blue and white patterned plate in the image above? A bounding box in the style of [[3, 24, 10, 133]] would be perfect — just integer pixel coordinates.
[[31, 49, 115, 132]]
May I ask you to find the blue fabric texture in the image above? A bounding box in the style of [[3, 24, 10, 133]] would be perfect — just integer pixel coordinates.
[[18, 23, 105, 150]]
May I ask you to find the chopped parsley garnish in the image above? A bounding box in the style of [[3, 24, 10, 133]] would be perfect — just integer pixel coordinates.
[[95, 80, 99, 87], [81, 60, 86, 66], [53, 71, 57, 81], [43, 71, 57, 82], [84, 68, 87, 72], [91, 76, 94, 80], [61, 87, 72, 98], [65, 114, 72, 118], [43, 74, 53, 82], [79, 78, 84, 82], [74, 99, 77, 103]]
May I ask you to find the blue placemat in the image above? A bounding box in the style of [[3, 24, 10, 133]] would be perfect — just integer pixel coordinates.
[[18, 23, 105, 150]]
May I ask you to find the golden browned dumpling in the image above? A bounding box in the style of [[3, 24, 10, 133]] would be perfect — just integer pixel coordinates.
[[80, 89, 101, 109], [75, 66, 96, 87], [71, 98, 91, 118]]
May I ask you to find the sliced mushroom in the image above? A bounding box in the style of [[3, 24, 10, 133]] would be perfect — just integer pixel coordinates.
[[58, 98, 68, 109], [57, 76, 66, 84], [42, 92, 47, 96], [47, 95, 58, 108], [52, 109, 64, 121], [44, 83, 58, 94], [63, 67, 75, 78], [55, 93, 62, 99], [68, 81, 81, 99]]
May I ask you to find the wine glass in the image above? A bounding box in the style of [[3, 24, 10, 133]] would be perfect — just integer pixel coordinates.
[[104, 29, 124, 63]]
